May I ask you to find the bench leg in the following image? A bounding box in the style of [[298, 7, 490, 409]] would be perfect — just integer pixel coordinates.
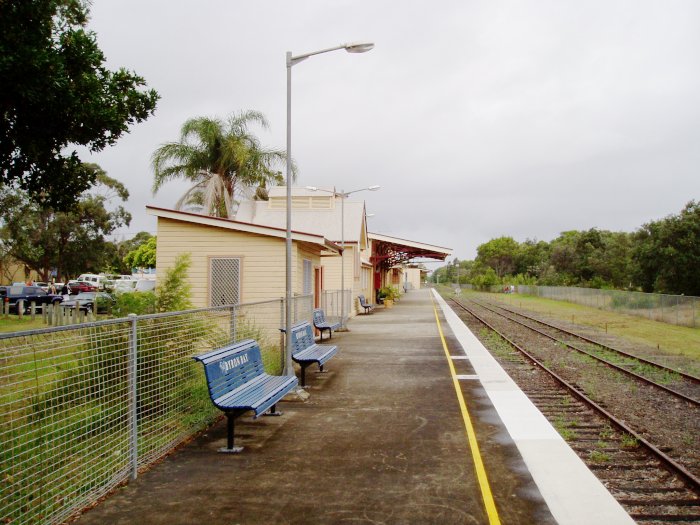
[[300, 364, 308, 387], [316, 364, 326, 374], [264, 403, 283, 417], [219, 413, 244, 454]]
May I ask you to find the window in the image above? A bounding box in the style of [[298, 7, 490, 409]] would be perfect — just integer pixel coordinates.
[[210, 258, 241, 307], [303, 259, 312, 295]]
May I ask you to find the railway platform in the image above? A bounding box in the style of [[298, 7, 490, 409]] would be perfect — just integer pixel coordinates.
[[74, 288, 631, 524]]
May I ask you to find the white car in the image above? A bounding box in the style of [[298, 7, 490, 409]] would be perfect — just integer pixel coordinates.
[[76, 273, 108, 290]]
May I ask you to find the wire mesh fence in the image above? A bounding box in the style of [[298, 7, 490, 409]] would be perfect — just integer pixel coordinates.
[[0, 295, 317, 525], [320, 289, 347, 324], [480, 285, 698, 328]]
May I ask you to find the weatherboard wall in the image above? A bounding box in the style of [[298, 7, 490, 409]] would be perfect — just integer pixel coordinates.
[[154, 217, 322, 308]]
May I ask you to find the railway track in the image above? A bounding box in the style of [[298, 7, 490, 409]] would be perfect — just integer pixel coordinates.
[[448, 297, 700, 523], [470, 297, 700, 406]]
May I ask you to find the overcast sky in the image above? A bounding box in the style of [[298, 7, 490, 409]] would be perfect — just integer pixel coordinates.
[[82, 0, 700, 261]]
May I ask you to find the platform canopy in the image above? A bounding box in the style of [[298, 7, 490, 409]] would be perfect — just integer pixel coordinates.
[[369, 232, 452, 271]]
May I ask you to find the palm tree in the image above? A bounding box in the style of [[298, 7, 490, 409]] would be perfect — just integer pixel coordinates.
[[152, 111, 289, 217]]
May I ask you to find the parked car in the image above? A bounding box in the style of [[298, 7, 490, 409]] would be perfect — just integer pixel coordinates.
[[0, 285, 63, 313], [135, 279, 156, 292], [76, 273, 109, 291], [112, 279, 138, 293], [67, 280, 98, 294], [34, 281, 50, 292], [104, 275, 137, 292], [60, 292, 114, 314]]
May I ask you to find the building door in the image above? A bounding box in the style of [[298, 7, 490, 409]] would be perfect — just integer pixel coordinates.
[[314, 267, 322, 308]]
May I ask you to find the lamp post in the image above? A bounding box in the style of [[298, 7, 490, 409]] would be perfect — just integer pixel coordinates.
[[306, 185, 380, 329], [285, 42, 374, 376]]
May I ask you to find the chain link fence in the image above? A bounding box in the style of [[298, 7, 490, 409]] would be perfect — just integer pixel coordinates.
[[488, 285, 698, 328], [0, 295, 316, 525]]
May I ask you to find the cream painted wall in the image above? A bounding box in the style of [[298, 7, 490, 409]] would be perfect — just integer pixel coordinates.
[[156, 218, 322, 308], [321, 244, 366, 315], [404, 268, 421, 290]]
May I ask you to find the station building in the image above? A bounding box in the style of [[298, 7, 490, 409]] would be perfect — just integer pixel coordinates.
[[148, 187, 451, 315]]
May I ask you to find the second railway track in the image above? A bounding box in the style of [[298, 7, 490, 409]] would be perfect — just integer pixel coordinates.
[[447, 295, 700, 523]]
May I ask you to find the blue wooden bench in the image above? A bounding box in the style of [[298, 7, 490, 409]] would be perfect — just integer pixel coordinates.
[[290, 321, 338, 387], [312, 308, 340, 341], [357, 294, 374, 314], [193, 339, 298, 453]]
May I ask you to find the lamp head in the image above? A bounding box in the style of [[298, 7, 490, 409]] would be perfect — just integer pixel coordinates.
[[367, 185, 380, 191], [344, 42, 375, 54], [305, 186, 318, 191]]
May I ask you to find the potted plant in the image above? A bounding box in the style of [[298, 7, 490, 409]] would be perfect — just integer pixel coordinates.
[[379, 286, 397, 308]]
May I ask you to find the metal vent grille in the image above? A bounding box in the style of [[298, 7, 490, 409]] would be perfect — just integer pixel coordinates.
[[210, 258, 240, 307]]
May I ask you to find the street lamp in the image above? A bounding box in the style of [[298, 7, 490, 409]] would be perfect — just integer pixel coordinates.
[[305, 185, 380, 329], [285, 42, 374, 376]]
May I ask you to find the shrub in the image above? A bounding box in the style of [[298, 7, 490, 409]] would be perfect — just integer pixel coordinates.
[[610, 293, 656, 310], [156, 253, 193, 312], [113, 291, 157, 316], [378, 286, 399, 301]]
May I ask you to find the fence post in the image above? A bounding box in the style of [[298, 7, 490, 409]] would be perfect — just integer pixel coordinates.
[[280, 298, 285, 373], [230, 304, 237, 342], [128, 313, 139, 480]]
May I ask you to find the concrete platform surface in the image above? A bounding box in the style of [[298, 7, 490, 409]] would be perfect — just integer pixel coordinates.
[[74, 289, 558, 524]]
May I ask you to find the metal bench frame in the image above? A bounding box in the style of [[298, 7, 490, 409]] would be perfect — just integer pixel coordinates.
[[193, 339, 298, 453], [357, 294, 375, 314], [290, 321, 338, 387]]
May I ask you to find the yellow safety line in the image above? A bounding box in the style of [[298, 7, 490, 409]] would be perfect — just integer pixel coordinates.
[[431, 297, 501, 525]]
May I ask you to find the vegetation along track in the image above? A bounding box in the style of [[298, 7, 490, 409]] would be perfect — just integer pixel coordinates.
[[448, 297, 700, 523]]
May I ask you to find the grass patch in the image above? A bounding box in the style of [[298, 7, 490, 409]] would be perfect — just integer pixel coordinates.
[[481, 329, 519, 361], [464, 290, 700, 362], [589, 450, 611, 462], [553, 415, 578, 441], [0, 316, 46, 333], [620, 433, 639, 449]]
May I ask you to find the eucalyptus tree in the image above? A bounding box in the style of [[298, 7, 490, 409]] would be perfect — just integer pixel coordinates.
[[0, 0, 158, 209], [0, 163, 131, 281], [151, 111, 289, 218]]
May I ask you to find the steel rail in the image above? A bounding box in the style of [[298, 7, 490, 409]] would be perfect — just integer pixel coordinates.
[[449, 298, 700, 491], [467, 298, 700, 406], [480, 297, 700, 385]]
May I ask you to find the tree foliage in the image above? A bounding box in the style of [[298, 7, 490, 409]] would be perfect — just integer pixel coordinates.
[[0, 164, 131, 280], [632, 201, 700, 295], [152, 111, 289, 218], [475, 237, 519, 278], [432, 201, 699, 296], [124, 236, 156, 270], [0, 0, 159, 209], [104, 231, 154, 274]]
